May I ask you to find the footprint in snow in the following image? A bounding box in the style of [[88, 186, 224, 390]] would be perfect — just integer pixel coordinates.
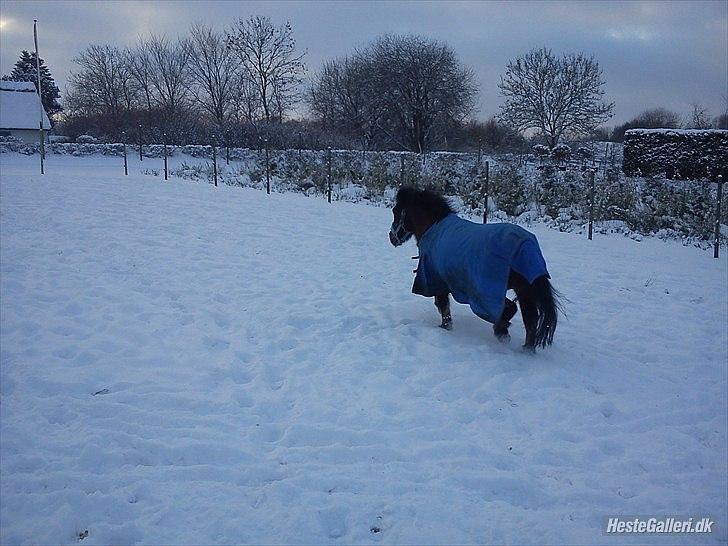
[[202, 335, 230, 351], [318, 506, 349, 539]]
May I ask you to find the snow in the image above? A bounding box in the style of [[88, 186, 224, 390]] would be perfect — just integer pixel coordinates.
[[0, 81, 37, 92], [1, 152, 726, 545], [0, 82, 51, 130]]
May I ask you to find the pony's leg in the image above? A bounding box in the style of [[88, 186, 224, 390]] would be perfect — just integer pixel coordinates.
[[511, 272, 538, 351], [519, 296, 539, 351], [493, 298, 517, 342], [434, 294, 453, 330]]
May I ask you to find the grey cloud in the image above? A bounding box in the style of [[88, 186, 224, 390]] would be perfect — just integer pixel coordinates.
[[1, 0, 725, 125]]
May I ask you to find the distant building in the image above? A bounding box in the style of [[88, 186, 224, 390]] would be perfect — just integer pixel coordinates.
[[0, 80, 51, 143]]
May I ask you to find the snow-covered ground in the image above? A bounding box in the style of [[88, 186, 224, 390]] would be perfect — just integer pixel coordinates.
[[1, 152, 726, 545]]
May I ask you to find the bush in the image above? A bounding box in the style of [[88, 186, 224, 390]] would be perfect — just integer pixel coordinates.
[[76, 134, 98, 144], [490, 163, 526, 216], [623, 129, 728, 180], [550, 144, 572, 162]]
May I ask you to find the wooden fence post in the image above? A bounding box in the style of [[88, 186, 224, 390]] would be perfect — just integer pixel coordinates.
[[163, 133, 168, 180], [715, 174, 724, 259], [588, 168, 596, 240], [212, 140, 218, 187], [482, 160, 490, 223], [122, 131, 128, 176], [138, 124, 143, 161], [265, 139, 270, 195], [327, 147, 332, 203], [400, 154, 405, 187], [477, 139, 482, 167]]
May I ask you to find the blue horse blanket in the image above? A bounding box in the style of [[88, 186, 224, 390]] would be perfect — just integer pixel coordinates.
[[413, 214, 549, 323]]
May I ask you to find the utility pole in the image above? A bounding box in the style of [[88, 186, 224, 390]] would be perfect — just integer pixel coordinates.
[[33, 20, 45, 174]]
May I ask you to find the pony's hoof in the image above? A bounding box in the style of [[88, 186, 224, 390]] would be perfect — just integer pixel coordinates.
[[440, 318, 453, 330], [493, 322, 510, 342], [522, 344, 536, 354], [495, 332, 511, 343]]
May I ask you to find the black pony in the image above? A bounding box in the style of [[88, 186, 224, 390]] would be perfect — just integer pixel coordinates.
[[389, 187, 561, 351]]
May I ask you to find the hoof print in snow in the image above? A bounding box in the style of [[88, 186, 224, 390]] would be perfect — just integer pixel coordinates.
[[370, 526, 381, 534], [77, 530, 89, 541], [92, 388, 109, 396]]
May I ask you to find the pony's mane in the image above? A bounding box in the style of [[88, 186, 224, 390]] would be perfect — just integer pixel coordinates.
[[396, 186, 455, 221]]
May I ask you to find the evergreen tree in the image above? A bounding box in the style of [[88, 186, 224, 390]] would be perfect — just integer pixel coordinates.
[[2, 50, 62, 116]]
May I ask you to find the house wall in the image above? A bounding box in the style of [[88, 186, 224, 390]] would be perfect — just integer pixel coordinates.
[[0, 129, 43, 144]]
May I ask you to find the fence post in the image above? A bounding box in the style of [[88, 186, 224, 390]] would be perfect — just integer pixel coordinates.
[[226, 144, 230, 165], [482, 160, 490, 223], [212, 140, 218, 187], [122, 131, 128, 176], [298, 131, 303, 158], [588, 168, 596, 240], [138, 125, 143, 161], [715, 175, 724, 259], [163, 133, 168, 180], [477, 139, 482, 167], [327, 147, 332, 203], [400, 154, 405, 187], [265, 139, 270, 195]]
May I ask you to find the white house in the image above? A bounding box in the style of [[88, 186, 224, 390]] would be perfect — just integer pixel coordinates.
[[0, 80, 51, 143]]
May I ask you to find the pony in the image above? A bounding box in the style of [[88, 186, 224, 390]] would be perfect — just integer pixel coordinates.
[[389, 186, 561, 351]]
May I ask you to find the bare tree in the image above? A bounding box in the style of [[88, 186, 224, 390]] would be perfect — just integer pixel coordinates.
[[226, 15, 305, 123], [498, 48, 614, 146], [67, 44, 132, 118], [183, 24, 237, 129], [308, 56, 374, 138], [370, 35, 477, 152], [688, 102, 712, 129], [611, 107, 682, 141], [308, 34, 476, 152], [127, 39, 156, 111], [147, 34, 190, 115], [230, 72, 261, 125]]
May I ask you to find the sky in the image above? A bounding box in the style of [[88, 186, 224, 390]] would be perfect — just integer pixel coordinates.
[[0, 0, 726, 126]]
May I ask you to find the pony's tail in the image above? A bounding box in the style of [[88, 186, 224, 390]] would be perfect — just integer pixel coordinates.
[[533, 275, 563, 348]]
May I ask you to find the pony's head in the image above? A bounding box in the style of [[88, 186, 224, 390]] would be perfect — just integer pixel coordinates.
[[389, 186, 455, 246]]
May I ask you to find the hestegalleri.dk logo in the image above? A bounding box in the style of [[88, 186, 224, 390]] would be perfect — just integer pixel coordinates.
[[603, 516, 715, 534]]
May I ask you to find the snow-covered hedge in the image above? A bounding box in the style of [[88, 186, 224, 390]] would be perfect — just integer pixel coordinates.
[[623, 129, 728, 180], [1, 140, 723, 244]]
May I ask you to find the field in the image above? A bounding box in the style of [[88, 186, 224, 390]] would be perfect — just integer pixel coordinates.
[[1, 152, 726, 544]]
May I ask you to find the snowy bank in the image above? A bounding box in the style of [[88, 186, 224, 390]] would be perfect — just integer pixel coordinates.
[[1, 153, 726, 544]]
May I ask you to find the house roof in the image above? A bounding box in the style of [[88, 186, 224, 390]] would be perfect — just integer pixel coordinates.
[[0, 80, 52, 130]]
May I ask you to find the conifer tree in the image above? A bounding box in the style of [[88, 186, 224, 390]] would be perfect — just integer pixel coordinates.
[[2, 50, 63, 116]]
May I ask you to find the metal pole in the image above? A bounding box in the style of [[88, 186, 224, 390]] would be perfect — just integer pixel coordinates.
[[138, 124, 143, 161], [477, 139, 482, 167], [327, 147, 332, 203], [588, 169, 596, 240], [122, 131, 128, 176], [298, 131, 302, 158], [715, 175, 724, 259], [38, 122, 44, 174], [163, 133, 168, 180], [482, 161, 489, 223], [33, 20, 45, 172], [400, 154, 405, 187], [226, 144, 230, 165], [212, 140, 218, 187], [265, 139, 270, 194]]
